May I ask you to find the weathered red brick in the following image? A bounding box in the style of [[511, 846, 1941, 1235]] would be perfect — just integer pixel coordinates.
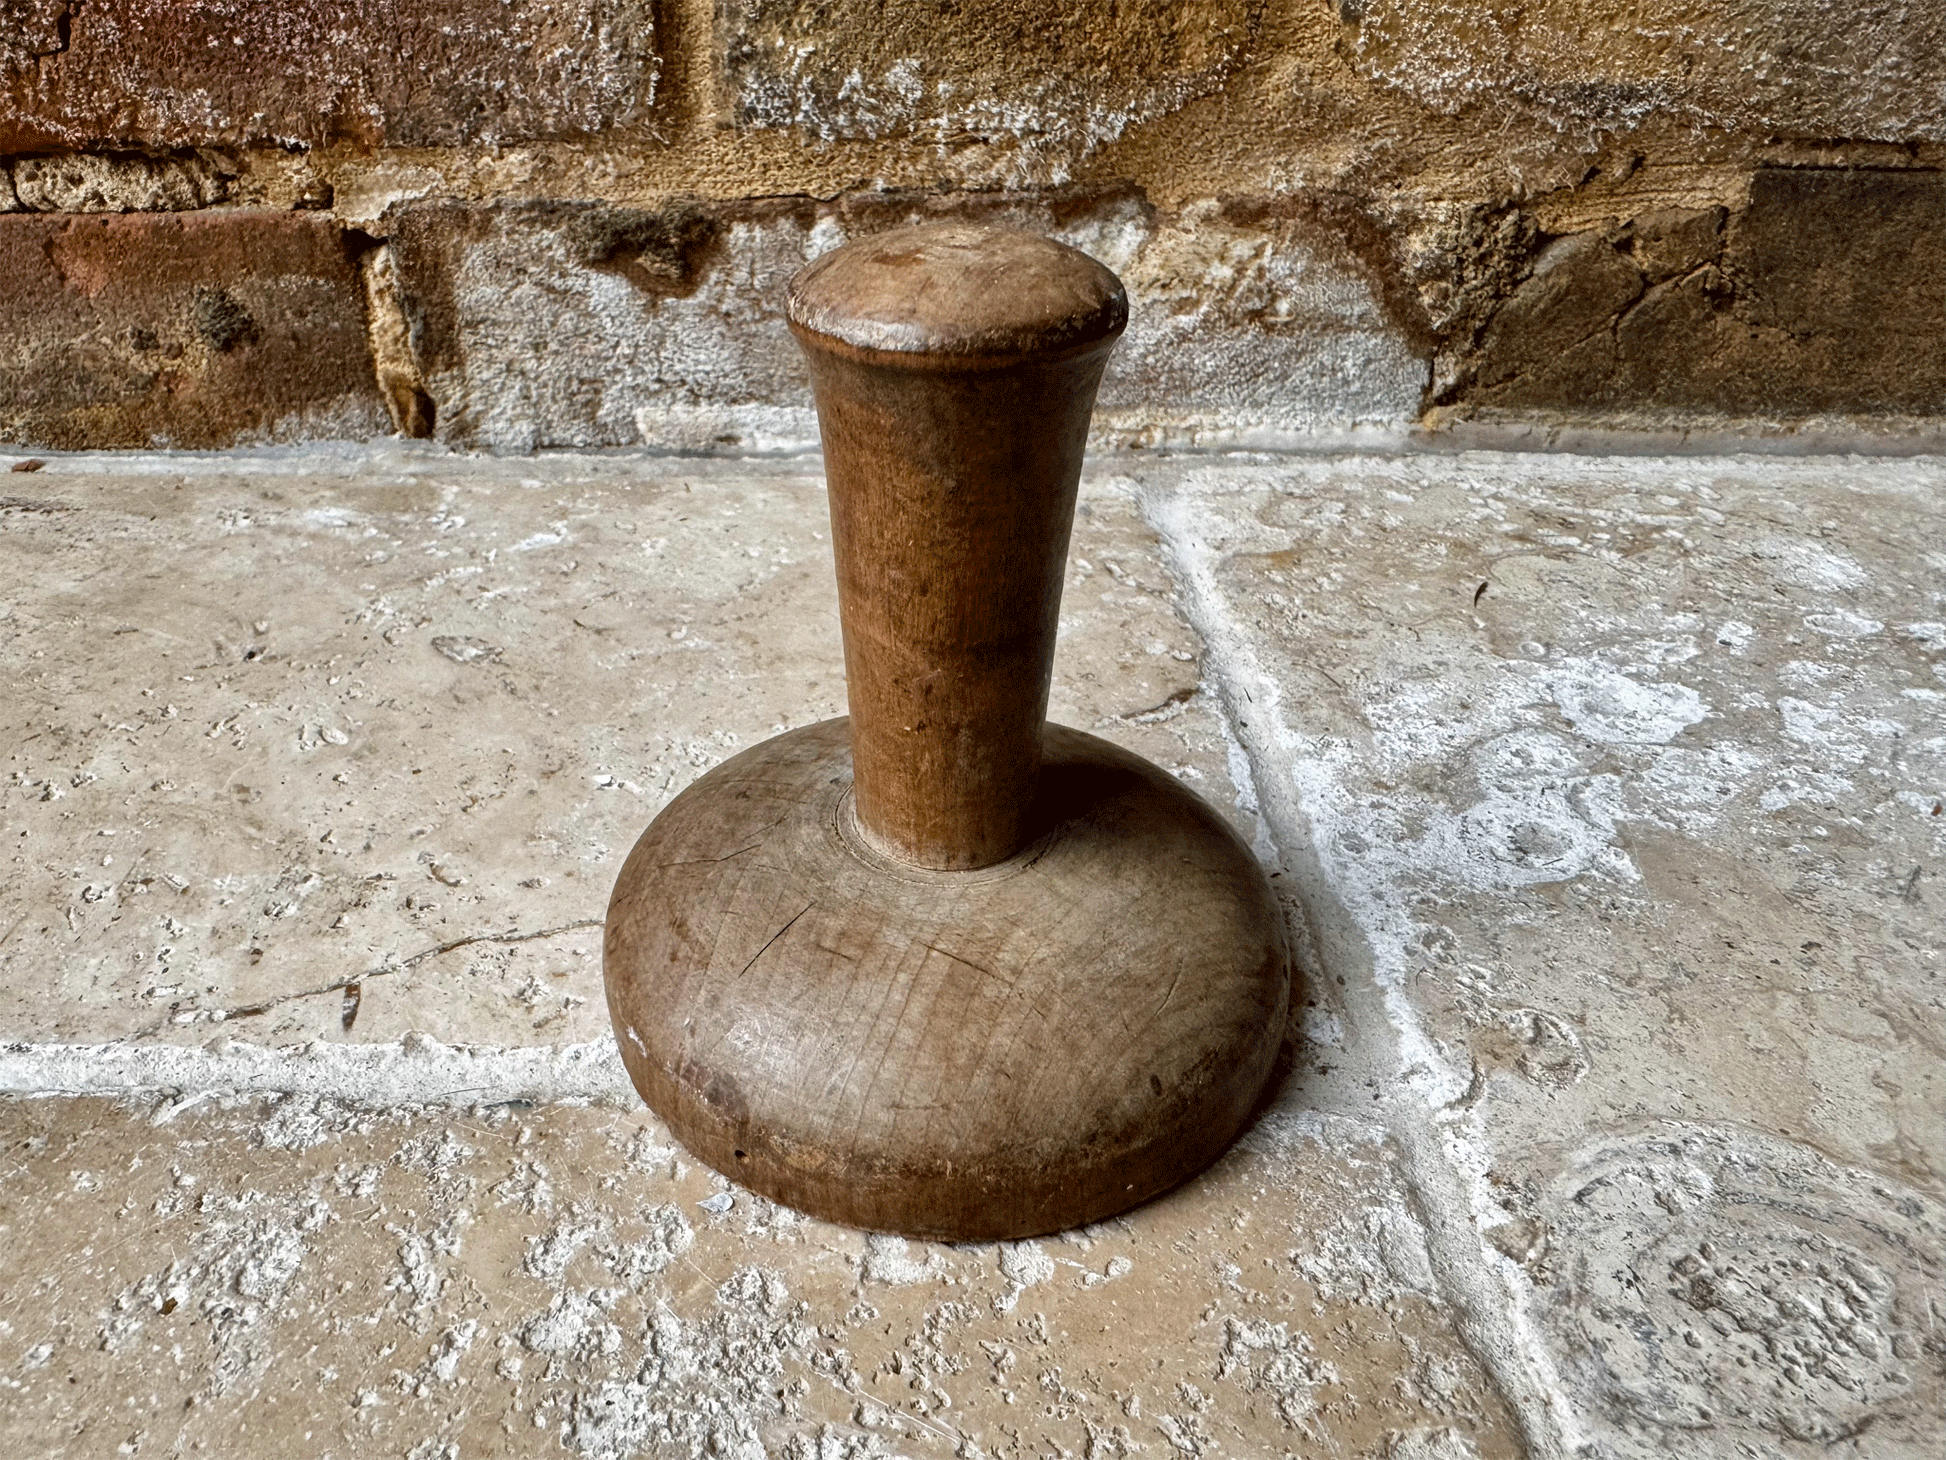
[[0, 211, 388, 448], [0, 0, 658, 151]]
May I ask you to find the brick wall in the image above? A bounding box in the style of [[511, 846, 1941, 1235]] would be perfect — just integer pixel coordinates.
[[2, 0, 1942, 450]]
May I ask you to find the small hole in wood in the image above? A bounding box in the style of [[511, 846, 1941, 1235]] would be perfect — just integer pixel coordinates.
[[734, 1149, 747, 1160]]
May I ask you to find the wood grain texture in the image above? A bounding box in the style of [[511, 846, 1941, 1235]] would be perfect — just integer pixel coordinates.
[[786, 221, 1127, 362], [789, 223, 1127, 870], [604, 719, 1289, 1240]]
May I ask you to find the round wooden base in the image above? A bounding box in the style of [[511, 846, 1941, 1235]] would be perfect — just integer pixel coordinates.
[[603, 719, 1290, 1240]]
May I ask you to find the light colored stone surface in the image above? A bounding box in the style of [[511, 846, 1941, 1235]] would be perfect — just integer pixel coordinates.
[[0, 450, 1245, 1056], [1147, 452, 1946, 1457], [0, 1095, 1519, 1459], [391, 201, 822, 453], [5, 445, 1945, 1458]]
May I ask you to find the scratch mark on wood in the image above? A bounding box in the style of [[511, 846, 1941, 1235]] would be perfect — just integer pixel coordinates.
[[734, 901, 815, 982]]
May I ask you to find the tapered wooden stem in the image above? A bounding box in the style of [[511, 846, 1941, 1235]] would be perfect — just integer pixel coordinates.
[[788, 224, 1127, 869]]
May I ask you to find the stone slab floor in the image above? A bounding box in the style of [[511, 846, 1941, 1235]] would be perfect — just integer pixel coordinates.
[[0, 447, 1940, 1460]]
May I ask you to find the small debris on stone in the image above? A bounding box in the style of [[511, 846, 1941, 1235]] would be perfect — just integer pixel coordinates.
[[432, 635, 502, 664]]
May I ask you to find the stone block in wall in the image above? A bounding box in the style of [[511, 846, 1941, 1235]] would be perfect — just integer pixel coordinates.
[[1094, 196, 1428, 439], [0, 0, 658, 151], [1446, 168, 1946, 420], [717, 1, 1263, 184], [0, 211, 388, 448], [388, 198, 823, 453], [1347, 0, 1946, 141], [1718, 167, 1946, 414], [7, 151, 235, 212], [384, 190, 1427, 452]]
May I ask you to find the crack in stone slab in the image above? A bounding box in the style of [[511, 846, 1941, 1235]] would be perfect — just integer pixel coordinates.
[[139, 918, 604, 1036]]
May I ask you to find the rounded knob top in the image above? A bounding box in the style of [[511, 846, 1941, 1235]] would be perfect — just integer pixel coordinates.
[[787, 223, 1127, 363]]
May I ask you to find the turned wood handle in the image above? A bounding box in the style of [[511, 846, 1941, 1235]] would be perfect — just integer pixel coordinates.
[[788, 223, 1128, 870]]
